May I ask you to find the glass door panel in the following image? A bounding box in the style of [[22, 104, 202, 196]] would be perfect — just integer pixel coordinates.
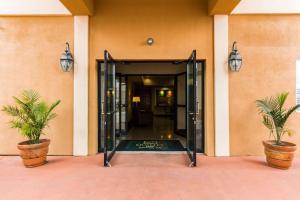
[[115, 76, 121, 137], [176, 73, 186, 142], [120, 76, 127, 135], [104, 50, 116, 167], [196, 62, 204, 153], [186, 50, 197, 167], [99, 63, 105, 153]]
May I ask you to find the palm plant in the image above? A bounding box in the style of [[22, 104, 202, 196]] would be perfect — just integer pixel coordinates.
[[2, 90, 60, 144], [256, 92, 300, 145]]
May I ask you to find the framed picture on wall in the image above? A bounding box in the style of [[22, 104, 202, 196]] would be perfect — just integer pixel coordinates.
[[156, 87, 174, 107]]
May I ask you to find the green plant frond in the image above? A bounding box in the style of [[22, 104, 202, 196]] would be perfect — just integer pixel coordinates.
[[47, 113, 57, 122], [12, 96, 37, 122], [267, 95, 278, 110], [262, 115, 274, 130], [283, 104, 300, 122], [21, 90, 40, 103], [12, 96, 35, 115], [48, 100, 61, 115], [256, 100, 272, 114], [44, 100, 61, 121], [271, 110, 284, 128], [32, 102, 48, 119], [2, 105, 21, 116], [276, 92, 289, 110], [10, 120, 23, 129], [13, 96, 27, 106]]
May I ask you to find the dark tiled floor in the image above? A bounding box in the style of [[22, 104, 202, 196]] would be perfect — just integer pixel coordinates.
[[123, 116, 186, 147]]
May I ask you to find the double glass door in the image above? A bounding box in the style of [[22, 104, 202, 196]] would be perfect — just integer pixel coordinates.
[[102, 50, 198, 167]]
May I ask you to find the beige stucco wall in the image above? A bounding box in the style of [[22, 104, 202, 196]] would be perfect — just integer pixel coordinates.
[[4, 5, 300, 158], [0, 17, 74, 155], [229, 15, 300, 156], [89, 0, 215, 155]]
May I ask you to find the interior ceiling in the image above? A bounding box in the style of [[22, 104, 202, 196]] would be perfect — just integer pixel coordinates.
[[141, 76, 174, 86], [129, 75, 175, 86], [116, 62, 186, 75]]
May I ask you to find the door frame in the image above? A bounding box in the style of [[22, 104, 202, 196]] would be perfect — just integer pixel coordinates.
[[97, 59, 206, 153]]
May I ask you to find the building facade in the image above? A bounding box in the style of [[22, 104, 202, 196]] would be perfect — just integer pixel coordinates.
[[1, 0, 300, 157]]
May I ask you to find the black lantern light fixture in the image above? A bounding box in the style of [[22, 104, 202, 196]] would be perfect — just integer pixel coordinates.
[[229, 41, 242, 72], [60, 42, 73, 72]]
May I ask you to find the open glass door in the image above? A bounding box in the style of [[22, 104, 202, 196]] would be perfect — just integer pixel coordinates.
[[186, 50, 197, 167], [103, 50, 117, 167]]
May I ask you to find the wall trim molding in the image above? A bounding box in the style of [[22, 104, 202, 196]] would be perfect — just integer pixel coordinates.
[[232, 0, 300, 14], [73, 16, 89, 156], [0, 0, 70, 16], [214, 15, 230, 156]]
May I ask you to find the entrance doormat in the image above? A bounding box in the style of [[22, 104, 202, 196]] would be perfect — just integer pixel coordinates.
[[116, 140, 185, 151]]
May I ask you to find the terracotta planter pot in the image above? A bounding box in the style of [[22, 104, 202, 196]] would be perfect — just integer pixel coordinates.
[[263, 140, 296, 170], [17, 139, 50, 168]]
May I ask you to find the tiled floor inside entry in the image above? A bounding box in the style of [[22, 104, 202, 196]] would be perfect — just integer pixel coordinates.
[[0, 154, 299, 200], [124, 116, 186, 147]]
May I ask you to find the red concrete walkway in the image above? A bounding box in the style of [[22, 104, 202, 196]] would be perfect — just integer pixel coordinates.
[[0, 154, 299, 200]]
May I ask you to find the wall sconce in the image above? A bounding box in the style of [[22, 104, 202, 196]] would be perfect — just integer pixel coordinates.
[[229, 41, 242, 72], [60, 42, 74, 72], [147, 38, 154, 46]]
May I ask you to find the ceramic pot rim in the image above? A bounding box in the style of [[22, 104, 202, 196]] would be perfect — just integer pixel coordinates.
[[263, 140, 296, 152], [17, 139, 50, 150]]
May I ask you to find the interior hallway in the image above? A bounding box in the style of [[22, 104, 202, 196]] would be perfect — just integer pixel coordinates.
[[0, 155, 299, 200]]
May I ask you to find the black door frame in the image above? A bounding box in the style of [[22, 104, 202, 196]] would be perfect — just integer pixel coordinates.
[[97, 59, 205, 154]]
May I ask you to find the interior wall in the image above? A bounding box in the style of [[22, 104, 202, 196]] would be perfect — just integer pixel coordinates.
[[89, 0, 214, 155], [229, 15, 300, 156], [0, 17, 74, 155]]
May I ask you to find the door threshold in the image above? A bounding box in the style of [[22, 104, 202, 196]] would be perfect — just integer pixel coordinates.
[[116, 151, 186, 154]]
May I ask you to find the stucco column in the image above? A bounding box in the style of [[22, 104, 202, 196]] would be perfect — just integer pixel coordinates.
[[73, 16, 89, 156], [214, 15, 230, 156]]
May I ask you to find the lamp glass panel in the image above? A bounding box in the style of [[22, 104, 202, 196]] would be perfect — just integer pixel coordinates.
[[60, 60, 69, 71]]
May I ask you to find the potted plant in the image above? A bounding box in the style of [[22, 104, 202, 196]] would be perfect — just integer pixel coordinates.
[[2, 90, 60, 167], [256, 92, 300, 169]]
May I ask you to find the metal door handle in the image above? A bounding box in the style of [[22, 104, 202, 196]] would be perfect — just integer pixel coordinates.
[[101, 102, 104, 115], [196, 99, 199, 115], [195, 98, 200, 122]]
